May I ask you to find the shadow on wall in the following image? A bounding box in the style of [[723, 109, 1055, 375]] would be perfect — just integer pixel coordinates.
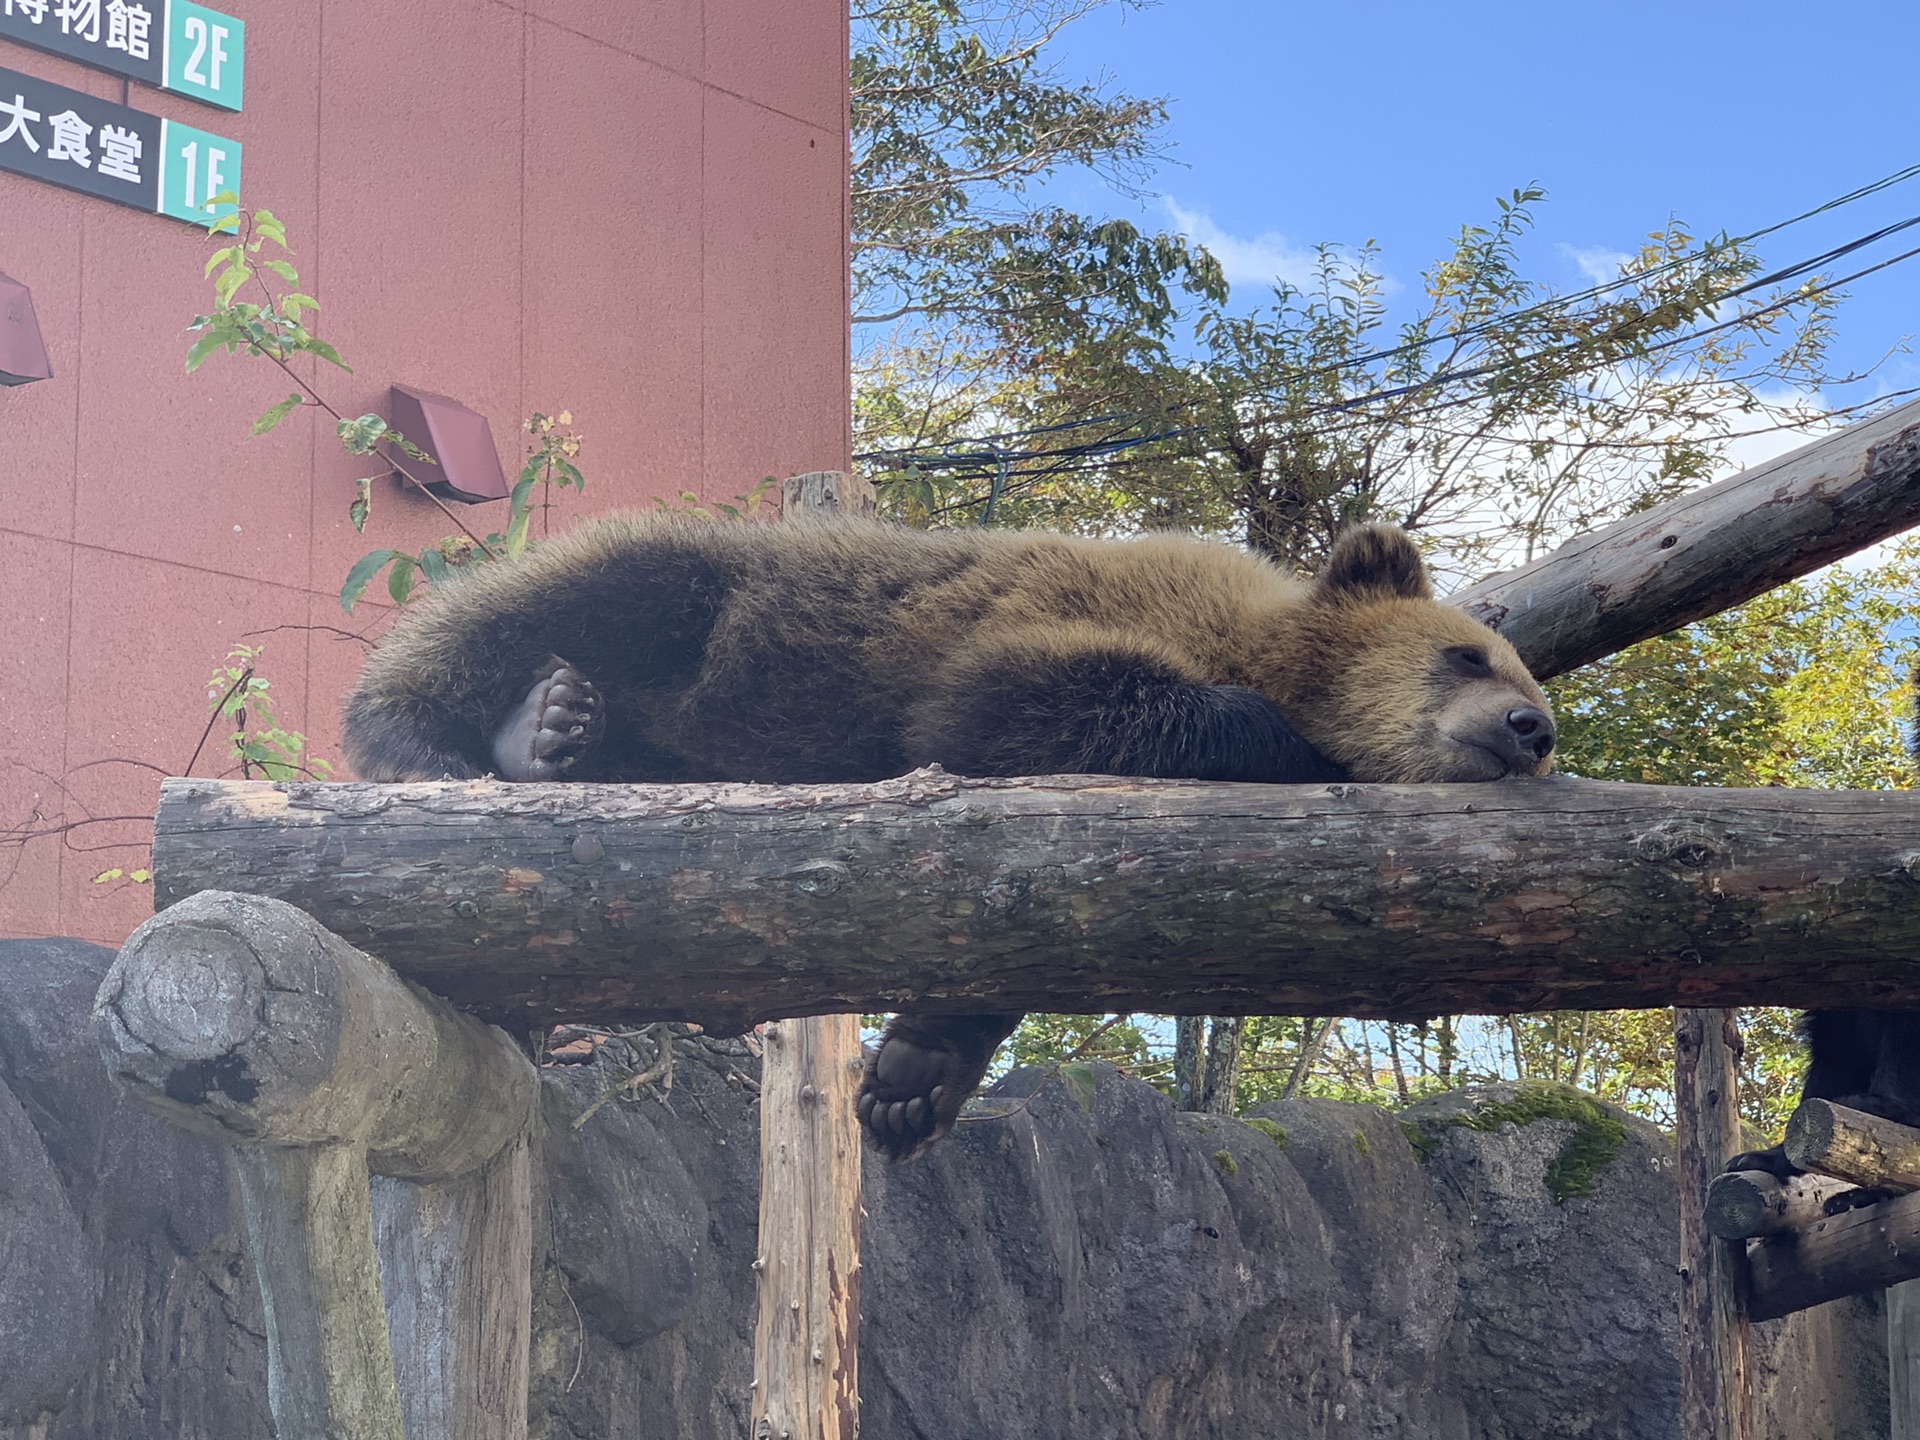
[[0, 935, 1889, 1440]]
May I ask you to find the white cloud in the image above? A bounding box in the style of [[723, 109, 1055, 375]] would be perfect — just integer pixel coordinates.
[[1560, 244, 1633, 287], [1162, 199, 1320, 290]]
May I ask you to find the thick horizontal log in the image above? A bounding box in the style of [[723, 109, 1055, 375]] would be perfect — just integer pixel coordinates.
[[97, 890, 537, 1176], [1452, 396, 1920, 679], [149, 772, 1920, 1031], [1704, 1170, 1860, 1240], [1746, 1188, 1920, 1322], [1786, 1099, 1920, 1192]]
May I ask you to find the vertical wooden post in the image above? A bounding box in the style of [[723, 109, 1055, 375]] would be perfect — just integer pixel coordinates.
[[1675, 1007, 1756, 1440], [1891, 1279, 1920, 1437], [749, 472, 868, 1440]]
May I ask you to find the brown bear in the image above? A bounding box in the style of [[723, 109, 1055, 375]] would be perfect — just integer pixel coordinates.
[[343, 514, 1555, 1158]]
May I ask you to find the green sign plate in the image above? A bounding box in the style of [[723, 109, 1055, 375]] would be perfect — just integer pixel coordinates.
[[0, 63, 238, 223], [0, 0, 244, 111]]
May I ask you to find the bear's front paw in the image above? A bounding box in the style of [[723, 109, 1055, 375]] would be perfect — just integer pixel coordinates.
[[855, 1013, 1020, 1161], [491, 658, 604, 781]]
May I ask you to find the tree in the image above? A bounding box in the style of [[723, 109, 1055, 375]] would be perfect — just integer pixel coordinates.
[[851, 0, 1226, 522]]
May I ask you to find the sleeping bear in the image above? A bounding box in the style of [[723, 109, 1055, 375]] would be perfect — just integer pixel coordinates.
[[342, 514, 1557, 1158]]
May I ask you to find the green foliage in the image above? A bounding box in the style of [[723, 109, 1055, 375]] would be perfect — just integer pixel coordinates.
[[1211, 1148, 1238, 1175], [651, 475, 779, 523], [204, 645, 331, 783], [186, 203, 592, 613], [1550, 546, 1920, 791], [1445, 1084, 1630, 1203]]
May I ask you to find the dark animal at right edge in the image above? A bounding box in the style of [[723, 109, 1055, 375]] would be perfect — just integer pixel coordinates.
[[1727, 671, 1920, 1199]]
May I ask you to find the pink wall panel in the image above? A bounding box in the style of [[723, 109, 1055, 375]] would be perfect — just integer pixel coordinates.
[[523, 0, 703, 79], [0, 0, 850, 943], [523, 19, 706, 505], [0, 532, 73, 938], [701, 89, 848, 497]]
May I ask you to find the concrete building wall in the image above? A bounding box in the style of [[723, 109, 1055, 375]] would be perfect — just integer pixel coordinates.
[[0, 0, 851, 943]]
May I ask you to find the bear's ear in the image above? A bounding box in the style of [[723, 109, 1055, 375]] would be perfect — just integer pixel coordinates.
[[1314, 524, 1433, 603]]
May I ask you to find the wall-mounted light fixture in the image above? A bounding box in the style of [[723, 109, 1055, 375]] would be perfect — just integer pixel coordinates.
[[0, 271, 53, 386], [385, 384, 509, 503]]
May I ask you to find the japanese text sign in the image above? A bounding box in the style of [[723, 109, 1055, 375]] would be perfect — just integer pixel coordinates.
[[0, 63, 239, 221], [0, 0, 243, 111]]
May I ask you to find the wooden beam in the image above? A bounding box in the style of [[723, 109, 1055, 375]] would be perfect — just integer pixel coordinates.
[[150, 774, 1920, 1030], [1747, 1188, 1920, 1322], [1704, 1169, 1859, 1240], [95, 890, 537, 1440], [1675, 1008, 1755, 1440], [748, 472, 864, 1440], [1786, 1098, 1920, 1192], [1452, 396, 1920, 679]]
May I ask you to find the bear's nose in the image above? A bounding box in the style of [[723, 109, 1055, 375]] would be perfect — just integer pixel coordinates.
[[1505, 706, 1555, 762]]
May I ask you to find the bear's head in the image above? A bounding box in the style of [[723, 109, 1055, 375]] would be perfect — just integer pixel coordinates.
[[1256, 525, 1555, 783]]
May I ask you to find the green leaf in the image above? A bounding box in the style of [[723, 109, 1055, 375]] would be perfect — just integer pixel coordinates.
[[337, 412, 390, 455], [304, 337, 352, 372], [254, 212, 288, 249], [261, 258, 299, 284], [340, 549, 399, 613], [349, 479, 371, 534], [505, 495, 533, 557], [418, 547, 451, 586], [251, 393, 304, 436], [205, 210, 240, 235], [185, 330, 229, 373], [280, 292, 320, 319], [1059, 1062, 1098, 1113], [214, 261, 253, 307], [204, 246, 241, 277], [387, 555, 419, 605]]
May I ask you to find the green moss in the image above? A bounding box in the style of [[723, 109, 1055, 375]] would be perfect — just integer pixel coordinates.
[[1244, 1117, 1289, 1149], [1212, 1148, 1239, 1175], [1401, 1120, 1438, 1162], [1351, 1129, 1371, 1157], [1453, 1083, 1628, 1204]]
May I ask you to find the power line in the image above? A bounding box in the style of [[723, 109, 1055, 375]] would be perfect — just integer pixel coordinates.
[[857, 161, 1920, 473]]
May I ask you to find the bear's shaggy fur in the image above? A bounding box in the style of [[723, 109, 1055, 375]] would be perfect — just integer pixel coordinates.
[[343, 514, 1555, 1158]]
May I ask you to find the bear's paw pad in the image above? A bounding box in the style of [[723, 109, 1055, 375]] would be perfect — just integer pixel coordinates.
[[491, 658, 603, 781]]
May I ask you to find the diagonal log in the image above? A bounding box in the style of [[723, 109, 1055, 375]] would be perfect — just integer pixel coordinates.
[[1451, 395, 1920, 678], [149, 772, 1920, 1031]]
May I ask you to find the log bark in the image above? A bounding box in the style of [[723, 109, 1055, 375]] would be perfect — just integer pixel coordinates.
[[95, 890, 538, 1440], [751, 1018, 863, 1440], [1891, 1278, 1920, 1439], [1451, 395, 1920, 679], [1785, 1099, 1920, 1192], [1675, 1008, 1755, 1440], [1704, 1169, 1860, 1239], [1747, 1188, 1920, 1322], [151, 774, 1920, 1030]]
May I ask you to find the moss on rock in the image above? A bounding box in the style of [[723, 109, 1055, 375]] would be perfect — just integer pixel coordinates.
[[1452, 1083, 1628, 1204], [1244, 1117, 1289, 1149]]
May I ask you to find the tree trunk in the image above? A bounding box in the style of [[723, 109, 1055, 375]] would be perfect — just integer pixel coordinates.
[[1173, 1017, 1206, 1111], [1200, 1017, 1243, 1114], [1674, 1008, 1756, 1440], [151, 774, 1920, 1030]]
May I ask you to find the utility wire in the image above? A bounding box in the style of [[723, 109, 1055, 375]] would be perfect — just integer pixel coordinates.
[[858, 161, 1920, 472]]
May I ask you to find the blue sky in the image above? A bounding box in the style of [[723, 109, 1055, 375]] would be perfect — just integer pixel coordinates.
[[1040, 0, 1920, 412]]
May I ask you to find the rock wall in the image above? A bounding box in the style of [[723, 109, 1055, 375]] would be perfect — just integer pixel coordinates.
[[0, 937, 1890, 1439]]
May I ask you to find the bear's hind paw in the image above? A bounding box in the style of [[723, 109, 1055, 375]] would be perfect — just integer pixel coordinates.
[[491, 658, 603, 781]]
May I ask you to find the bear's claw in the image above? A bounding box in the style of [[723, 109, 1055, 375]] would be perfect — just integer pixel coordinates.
[[492, 659, 603, 781]]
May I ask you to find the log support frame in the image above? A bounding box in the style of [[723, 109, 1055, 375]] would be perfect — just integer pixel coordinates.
[[94, 890, 538, 1440]]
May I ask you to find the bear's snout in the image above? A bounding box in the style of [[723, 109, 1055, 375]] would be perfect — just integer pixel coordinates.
[[1505, 706, 1555, 764]]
